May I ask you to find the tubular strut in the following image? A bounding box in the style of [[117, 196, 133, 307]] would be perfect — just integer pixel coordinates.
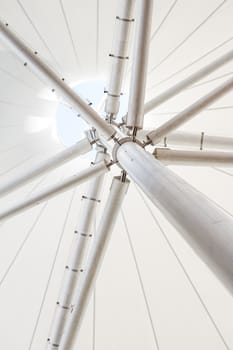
[[59, 176, 130, 350], [0, 161, 110, 222], [116, 141, 233, 295], [0, 136, 94, 198], [145, 48, 233, 114], [147, 75, 233, 145], [47, 148, 108, 350], [0, 20, 115, 140]]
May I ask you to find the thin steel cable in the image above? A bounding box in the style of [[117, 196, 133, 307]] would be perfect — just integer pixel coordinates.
[[0, 66, 37, 91], [127, 0, 179, 81], [59, 0, 81, 70], [27, 188, 76, 350], [135, 185, 230, 350], [0, 203, 47, 288], [0, 173, 49, 287], [16, 0, 62, 70], [188, 71, 233, 90], [96, 0, 100, 75], [150, 0, 179, 43], [121, 210, 160, 350], [0, 124, 24, 129], [0, 154, 37, 176], [149, 0, 228, 74], [213, 167, 233, 179], [148, 35, 233, 90], [92, 288, 96, 350], [147, 105, 233, 118]]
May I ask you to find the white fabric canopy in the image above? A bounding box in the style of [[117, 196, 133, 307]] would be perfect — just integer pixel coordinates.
[[0, 1, 233, 349]]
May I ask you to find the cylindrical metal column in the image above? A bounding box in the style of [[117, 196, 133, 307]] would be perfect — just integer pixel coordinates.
[[0, 137, 92, 198], [47, 150, 107, 350], [144, 48, 233, 114], [154, 148, 233, 166], [137, 130, 233, 151], [116, 141, 233, 295], [0, 161, 109, 222], [59, 176, 130, 350], [0, 21, 115, 139], [126, 0, 153, 130], [147, 76, 233, 145], [105, 0, 135, 116]]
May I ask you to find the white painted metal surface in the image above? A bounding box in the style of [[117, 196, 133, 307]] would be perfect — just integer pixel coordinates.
[[116, 141, 233, 294], [126, 0, 153, 130], [104, 0, 134, 116], [0, 20, 115, 139], [138, 130, 233, 150], [47, 149, 107, 350], [59, 176, 130, 350]]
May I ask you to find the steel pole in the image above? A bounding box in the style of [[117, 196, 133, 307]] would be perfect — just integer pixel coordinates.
[[0, 137, 93, 198], [147, 76, 233, 145], [0, 21, 115, 139], [105, 0, 135, 117], [138, 130, 233, 151], [47, 149, 107, 350], [126, 0, 153, 130], [145, 48, 233, 114], [0, 161, 109, 222], [154, 148, 233, 166], [59, 176, 129, 350], [116, 141, 233, 295]]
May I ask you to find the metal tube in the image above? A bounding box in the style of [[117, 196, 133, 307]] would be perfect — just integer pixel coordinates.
[[105, 0, 135, 116], [145, 48, 233, 114], [116, 141, 233, 295], [147, 76, 233, 145], [0, 137, 92, 198], [0, 21, 115, 139], [0, 161, 109, 222], [138, 130, 233, 151], [154, 148, 233, 166], [59, 176, 130, 350], [47, 149, 107, 350], [126, 0, 153, 130]]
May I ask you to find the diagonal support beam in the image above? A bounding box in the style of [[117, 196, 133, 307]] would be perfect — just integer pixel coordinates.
[[126, 0, 153, 131], [137, 130, 233, 151], [59, 176, 129, 350], [146, 76, 233, 145], [47, 148, 107, 350], [105, 0, 135, 117], [116, 141, 233, 295], [145, 48, 233, 114], [0, 21, 115, 139], [154, 148, 233, 167], [0, 161, 109, 222], [0, 136, 93, 198]]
